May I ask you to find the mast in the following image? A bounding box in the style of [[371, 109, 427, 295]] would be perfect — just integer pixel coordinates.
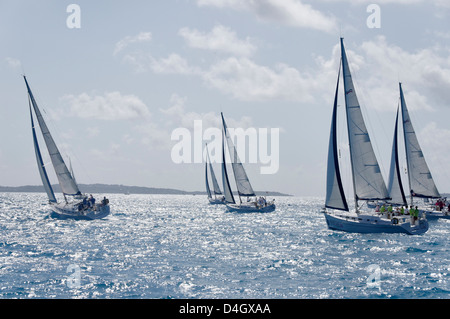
[[340, 38, 359, 211], [340, 38, 389, 212]]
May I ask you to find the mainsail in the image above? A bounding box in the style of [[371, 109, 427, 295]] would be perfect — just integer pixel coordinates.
[[205, 144, 222, 198], [29, 98, 57, 203], [24, 76, 81, 196], [325, 59, 348, 211], [221, 113, 255, 198], [387, 108, 407, 206], [221, 126, 235, 204], [205, 152, 212, 199], [399, 83, 440, 199], [340, 38, 389, 203]]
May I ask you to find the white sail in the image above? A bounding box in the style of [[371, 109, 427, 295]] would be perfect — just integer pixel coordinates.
[[221, 127, 235, 204], [325, 60, 349, 211], [210, 163, 222, 195], [205, 144, 222, 198], [69, 158, 77, 186], [340, 38, 389, 202], [387, 108, 407, 206], [399, 83, 440, 199], [221, 113, 255, 197], [24, 76, 81, 196], [205, 155, 212, 199], [29, 99, 57, 203]]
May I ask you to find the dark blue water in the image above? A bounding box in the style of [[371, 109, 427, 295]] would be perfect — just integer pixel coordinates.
[[0, 193, 449, 298]]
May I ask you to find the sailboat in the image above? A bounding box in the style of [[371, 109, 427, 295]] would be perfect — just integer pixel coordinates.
[[25, 76, 110, 220], [220, 113, 275, 213], [321, 39, 428, 235], [399, 83, 449, 219], [205, 143, 225, 204]]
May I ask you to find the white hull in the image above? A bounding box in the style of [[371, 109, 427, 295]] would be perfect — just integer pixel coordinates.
[[226, 201, 276, 213], [322, 209, 428, 235], [423, 209, 450, 220], [208, 198, 225, 205], [366, 200, 384, 209], [50, 202, 110, 220]]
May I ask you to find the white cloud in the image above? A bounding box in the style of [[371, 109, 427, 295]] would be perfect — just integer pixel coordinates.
[[417, 122, 450, 189], [134, 93, 253, 151], [123, 52, 199, 75], [5, 57, 22, 69], [114, 32, 152, 56], [117, 31, 450, 110], [202, 57, 316, 102], [160, 93, 252, 130], [196, 0, 337, 33], [149, 53, 199, 75], [355, 36, 450, 111], [61, 91, 151, 121], [179, 25, 257, 56]]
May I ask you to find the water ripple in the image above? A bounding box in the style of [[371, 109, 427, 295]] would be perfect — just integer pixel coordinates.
[[0, 193, 449, 298]]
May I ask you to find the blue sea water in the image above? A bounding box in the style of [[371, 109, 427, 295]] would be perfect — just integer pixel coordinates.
[[0, 193, 449, 299]]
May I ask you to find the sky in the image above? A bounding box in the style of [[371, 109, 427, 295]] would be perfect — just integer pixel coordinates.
[[1, 0, 450, 197]]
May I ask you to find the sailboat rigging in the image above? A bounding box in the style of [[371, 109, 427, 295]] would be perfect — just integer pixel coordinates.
[[205, 143, 225, 204], [220, 113, 275, 213], [24, 75, 110, 220], [321, 39, 428, 235], [398, 83, 449, 219]]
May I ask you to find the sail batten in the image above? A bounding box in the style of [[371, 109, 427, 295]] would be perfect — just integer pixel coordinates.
[[24, 76, 81, 196], [340, 38, 389, 203], [399, 83, 440, 199]]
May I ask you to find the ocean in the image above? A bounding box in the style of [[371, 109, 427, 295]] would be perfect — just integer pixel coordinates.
[[0, 193, 449, 299]]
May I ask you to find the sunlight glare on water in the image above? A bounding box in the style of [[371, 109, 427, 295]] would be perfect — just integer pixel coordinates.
[[0, 193, 449, 299]]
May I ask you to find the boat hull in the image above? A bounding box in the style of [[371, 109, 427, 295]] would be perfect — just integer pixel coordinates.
[[322, 210, 428, 235], [50, 202, 110, 220], [424, 210, 450, 220], [226, 202, 276, 213], [208, 198, 225, 205]]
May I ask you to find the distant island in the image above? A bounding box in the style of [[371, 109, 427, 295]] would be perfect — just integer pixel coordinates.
[[0, 184, 292, 197]]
